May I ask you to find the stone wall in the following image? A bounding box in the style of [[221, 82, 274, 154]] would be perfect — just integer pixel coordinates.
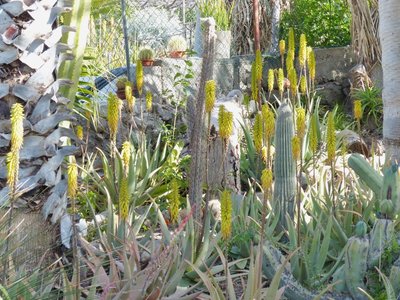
[[97, 46, 376, 118]]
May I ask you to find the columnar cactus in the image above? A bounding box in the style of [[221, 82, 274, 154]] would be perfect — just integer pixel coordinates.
[[368, 218, 395, 268], [348, 153, 400, 214], [348, 153, 382, 195], [344, 221, 369, 300], [273, 102, 296, 228]]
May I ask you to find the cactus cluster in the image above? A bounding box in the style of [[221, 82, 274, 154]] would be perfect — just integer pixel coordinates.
[[329, 154, 400, 298], [138, 47, 155, 61]]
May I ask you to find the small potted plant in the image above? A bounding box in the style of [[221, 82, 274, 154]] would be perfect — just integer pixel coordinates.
[[138, 47, 155, 66], [167, 36, 187, 58], [115, 77, 134, 99], [116, 77, 128, 99]]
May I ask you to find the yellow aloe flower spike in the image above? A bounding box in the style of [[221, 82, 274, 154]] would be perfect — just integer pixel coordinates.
[[169, 179, 180, 224], [253, 112, 263, 152], [261, 168, 273, 191], [205, 80, 216, 114], [326, 112, 336, 163], [220, 189, 232, 240]]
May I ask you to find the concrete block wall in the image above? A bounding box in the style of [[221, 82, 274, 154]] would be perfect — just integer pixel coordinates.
[[100, 46, 365, 109]]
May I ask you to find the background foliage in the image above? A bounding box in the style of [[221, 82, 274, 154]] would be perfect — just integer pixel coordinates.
[[280, 0, 351, 47]]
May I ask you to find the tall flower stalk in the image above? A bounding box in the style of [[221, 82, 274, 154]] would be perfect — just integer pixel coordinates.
[[67, 158, 80, 298], [198, 80, 216, 252], [267, 69, 274, 101], [259, 167, 273, 290], [279, 39, 286, 69], [169, 179, 180, 224], [278, 68, 284, 100], [125, 81, 136, 137], [309, 113, 318, 182], [292, 135, 301, 246], [307, 47, 316, 92], [326, 112, 336, 215], [220, 189, 232, 240], [136, 60, 144, 136], [262, 104, 275, 168], [218, 105, 233, 187], [4, 103, 24, 282], [353, 100, 362, 134]]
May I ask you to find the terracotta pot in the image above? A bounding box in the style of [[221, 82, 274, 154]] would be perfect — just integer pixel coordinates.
[[169, 51, 185, 58], [141, 59, 154, 66], [116, 88, 126, 100], [116, 85, 136, 100]]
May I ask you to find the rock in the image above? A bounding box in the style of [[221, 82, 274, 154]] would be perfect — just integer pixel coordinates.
[[338, 129, 370, 156], [317, 81, 346, 107], [314, 46, 355, 82], [208, 199, 221, 221]]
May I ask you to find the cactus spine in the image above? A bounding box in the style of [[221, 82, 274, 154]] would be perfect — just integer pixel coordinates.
[[344, 221, 369, 300], [273, 102, 296, 228]]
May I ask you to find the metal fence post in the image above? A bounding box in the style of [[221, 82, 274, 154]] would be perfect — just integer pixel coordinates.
[[121, 0, 131, 81]]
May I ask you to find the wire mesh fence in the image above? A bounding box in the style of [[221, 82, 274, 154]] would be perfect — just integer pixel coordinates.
[[85, 0, 274, 100]]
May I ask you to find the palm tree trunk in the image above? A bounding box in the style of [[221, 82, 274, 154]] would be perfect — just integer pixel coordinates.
[[269, 0, 281, 55], [379, 0, 400, 162]]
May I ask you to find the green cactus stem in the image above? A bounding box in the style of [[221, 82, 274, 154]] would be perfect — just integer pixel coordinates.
[[381, 163, 400, 214], [389, 257, 400, 296], [344, 221, 369, 300], [368, 218, 395, 268], [348, 153, 383, 196], [273, 102, 296, 229], [332, 265, 348, 293]]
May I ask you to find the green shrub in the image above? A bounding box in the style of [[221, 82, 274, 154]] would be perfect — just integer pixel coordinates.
[[280, 0, 351, 47]]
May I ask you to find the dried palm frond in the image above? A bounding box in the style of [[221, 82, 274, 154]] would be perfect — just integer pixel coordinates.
[[231, 0, 271, 55], [348, 0, 381, 68]]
